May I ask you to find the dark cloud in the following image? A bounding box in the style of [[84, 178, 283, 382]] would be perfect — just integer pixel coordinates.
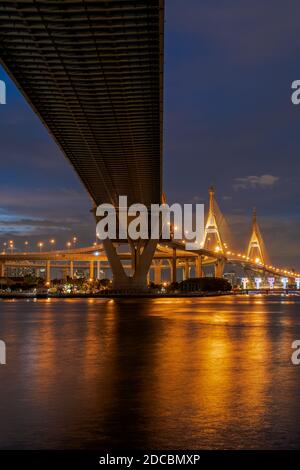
[[233, 175, 279, 191]]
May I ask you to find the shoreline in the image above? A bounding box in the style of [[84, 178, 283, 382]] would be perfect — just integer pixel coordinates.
[[0, 290, 298, 300]]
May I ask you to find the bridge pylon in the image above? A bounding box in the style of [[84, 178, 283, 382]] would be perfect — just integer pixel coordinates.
[[203, 186, 225, 253], [246, 208, 267, 265]]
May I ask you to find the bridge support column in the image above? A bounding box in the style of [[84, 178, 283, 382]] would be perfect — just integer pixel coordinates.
[[96, 261, 101, 280], [214, 258, 225, 278], [0, 262, 5, 277], [89, 261, 94, 281], [154, 260, 162, 285], [70, 261, 74, 278], [195, 255, 203, 278], [102, 238, 157, 290], [184, 260, 189, 280], [46, 261, 51, 284], [172, 248, 177, 283]]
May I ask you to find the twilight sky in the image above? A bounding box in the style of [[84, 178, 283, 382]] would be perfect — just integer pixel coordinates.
[[1, 0, 300, 268]]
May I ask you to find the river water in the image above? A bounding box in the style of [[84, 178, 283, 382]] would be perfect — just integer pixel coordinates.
[[0, 295, 300, 449]]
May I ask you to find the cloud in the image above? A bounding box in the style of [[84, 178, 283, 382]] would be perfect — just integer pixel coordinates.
[[0, 216, 71, 235], [233, 175, 279, 190], [0, 188, 94, 247]]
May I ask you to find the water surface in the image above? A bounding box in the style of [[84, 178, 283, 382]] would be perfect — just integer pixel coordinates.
[[0, 295, 300, 449]]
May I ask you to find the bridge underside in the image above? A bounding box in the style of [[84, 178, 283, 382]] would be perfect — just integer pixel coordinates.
[[0, 0, 164, 289], [0, 0, 163, 207]]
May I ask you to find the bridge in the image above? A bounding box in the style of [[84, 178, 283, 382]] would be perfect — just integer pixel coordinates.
[[199, 186, 300, 289], [0, 185, 299, 290], [0, 1, 297, 291], [0, 0, 164, 289]]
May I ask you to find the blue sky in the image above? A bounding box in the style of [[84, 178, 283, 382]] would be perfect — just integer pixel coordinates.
[[1, 0, 300, 268]]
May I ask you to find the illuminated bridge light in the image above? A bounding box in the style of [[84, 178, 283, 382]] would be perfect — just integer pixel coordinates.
[[254, 277, 262, 289]]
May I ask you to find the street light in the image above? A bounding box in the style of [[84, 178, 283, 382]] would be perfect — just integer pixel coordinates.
[[66, 241, 71, 249], [38, 242, 43, 252], [72, 236, 77, 248], [49, 239, 55, 250], [9, 240, 14, 253], [24, 241, 29, 252]]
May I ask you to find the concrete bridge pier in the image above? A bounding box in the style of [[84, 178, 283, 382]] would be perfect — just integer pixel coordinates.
[[46, 261, 51, 284], [195, 255, 203, 278], [89, 261, 94, 281], [96, 261, 101, 280], [70, 260, 74, 279], [172, 248, 177, 283], [154, 260, 162, 284], [102, 238, 157, 290], [0, 262, 5, 277], [184, 260, 189, 280], [214, 258, 225, 278]]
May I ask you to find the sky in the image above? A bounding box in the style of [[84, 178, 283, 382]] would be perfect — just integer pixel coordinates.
[[1, 0, 300, 268]]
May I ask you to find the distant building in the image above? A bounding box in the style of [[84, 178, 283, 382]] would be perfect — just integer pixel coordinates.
[[179, 277, 231, 292]]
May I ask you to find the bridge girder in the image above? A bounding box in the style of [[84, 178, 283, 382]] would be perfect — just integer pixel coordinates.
[[0, 0, 164, 207]]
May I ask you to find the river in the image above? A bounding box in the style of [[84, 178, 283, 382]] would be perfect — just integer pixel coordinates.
[[0, 295, 300, 449]]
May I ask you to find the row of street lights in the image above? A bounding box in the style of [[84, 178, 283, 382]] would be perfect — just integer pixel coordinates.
[[1, 236, 78, 253]]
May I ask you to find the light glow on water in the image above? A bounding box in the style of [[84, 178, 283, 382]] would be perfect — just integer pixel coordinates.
[[0, 295, 300, 449]]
